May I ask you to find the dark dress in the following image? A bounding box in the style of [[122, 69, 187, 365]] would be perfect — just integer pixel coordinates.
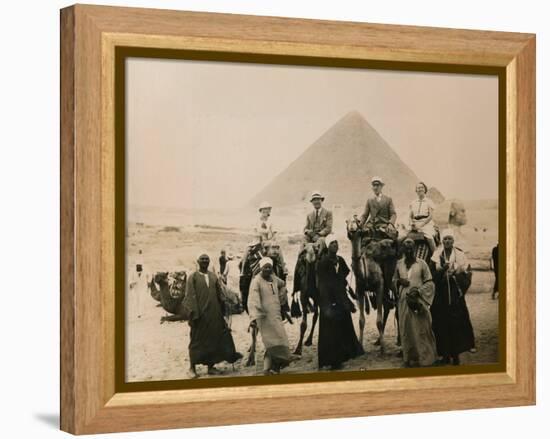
[[492, 244, 499, 294], [219, 255, 228, 275], [183, 271, 240, 366], [431, 254, 475, 357], [317, 254, 364, 368]]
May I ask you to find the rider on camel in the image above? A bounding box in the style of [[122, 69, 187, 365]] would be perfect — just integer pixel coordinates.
[[359, 176, 398, 241], [303, 190, 333, 252], [254, 201, 287, 276]]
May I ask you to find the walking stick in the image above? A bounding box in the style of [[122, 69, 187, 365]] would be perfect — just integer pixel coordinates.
[[246, 324, 257, 367]]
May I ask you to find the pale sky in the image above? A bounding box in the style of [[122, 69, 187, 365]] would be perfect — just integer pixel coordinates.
[[126, 58, 498, 210]]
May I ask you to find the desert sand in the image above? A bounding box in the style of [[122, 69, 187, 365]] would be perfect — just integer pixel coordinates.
[[126, 201, 499, 382]]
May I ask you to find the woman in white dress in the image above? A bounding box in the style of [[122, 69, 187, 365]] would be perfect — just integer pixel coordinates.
[[408, 182, 437, 253]]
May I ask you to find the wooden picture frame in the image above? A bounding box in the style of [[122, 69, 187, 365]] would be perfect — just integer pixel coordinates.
[[60, 4, 535, 434]]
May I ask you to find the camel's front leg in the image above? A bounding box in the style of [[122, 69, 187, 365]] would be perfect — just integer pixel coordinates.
[[358, 293, 365, 346], [304, 306, 318, 346], [293, 313, 308, 356], [394, 302, 401, 346], [245, 326, 257, 367], [376, 286, 385, 355]]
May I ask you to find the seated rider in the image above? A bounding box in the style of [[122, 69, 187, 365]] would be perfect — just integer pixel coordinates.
[[407, 182, 437, 253], [303, 190, 333, 252], [255, 201, 287, 271], [359, 176, 398, 241]]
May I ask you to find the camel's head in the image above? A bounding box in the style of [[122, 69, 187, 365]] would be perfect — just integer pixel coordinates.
[[345, 215, 361, 238], [153, 272, 170, 285], [304, 242, 317, 264], [364, 239, 396, 260]]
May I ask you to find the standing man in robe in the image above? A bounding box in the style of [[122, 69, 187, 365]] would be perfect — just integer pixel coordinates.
[[394, 238, 437, 367], [359, 177, 397, 240], [182, 253, 242, 378], [218, 249, 231, 283], [131, 249, 147, 319], [303, 191, 333, 249], [431, 229, 475, 365], [248, 257, 294, 375]]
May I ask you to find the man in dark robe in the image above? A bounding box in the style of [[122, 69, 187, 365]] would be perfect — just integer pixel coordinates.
[[430, 229, 475, 365], [317, 234, 364, 369], [491, 243, 499, 300], [183, 253, 242, 378], [219, 249, 228, 281]]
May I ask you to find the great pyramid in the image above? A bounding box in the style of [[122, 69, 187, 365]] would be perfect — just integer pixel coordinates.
[[250, 111, 437, 210]]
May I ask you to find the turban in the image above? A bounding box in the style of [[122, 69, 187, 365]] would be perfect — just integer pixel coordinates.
[[441, 228, 455, 239], [196, 251, 209, 261], [259, 257, 273, 269], [325, 234, 338, 245]]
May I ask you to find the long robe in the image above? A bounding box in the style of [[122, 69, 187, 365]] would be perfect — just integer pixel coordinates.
[[431, 247, 475, 357], [317, 255, 364, 368], [248, 274, 292, 368], [394, 257, 437, 366], [182, 270, 240, 366]]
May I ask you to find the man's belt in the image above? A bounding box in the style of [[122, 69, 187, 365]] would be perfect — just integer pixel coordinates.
[[413, 215, 429, 220]]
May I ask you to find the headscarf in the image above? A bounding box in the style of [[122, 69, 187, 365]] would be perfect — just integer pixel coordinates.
[[325, 233, 338, 245], [441, 228, 455, 239], [259, 257, 273, 269]]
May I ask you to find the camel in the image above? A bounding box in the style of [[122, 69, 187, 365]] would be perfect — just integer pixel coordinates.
[[346, 217, 398, 354], [238, 243, 265, 314], [239, 242, 286, 313], [148, 271, 188, 323], [292, 242, 321, 356]]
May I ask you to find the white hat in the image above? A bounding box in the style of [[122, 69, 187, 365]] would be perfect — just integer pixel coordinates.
[[258, 201, 272, 211], [259, 257, 273, 269], [441, 228, 455, 239], [325, 233, 338, 245], [371, 176, 384, 185], [310, 190, 325, 202]]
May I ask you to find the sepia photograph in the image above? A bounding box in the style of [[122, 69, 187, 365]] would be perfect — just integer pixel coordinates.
[[124, 57, 500, 383]]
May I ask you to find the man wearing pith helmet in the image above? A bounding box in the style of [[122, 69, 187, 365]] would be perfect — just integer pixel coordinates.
[[254, 201, 287, 277], [255, 201, 276, 245], [304, 190, 333, 245], [359, 176, 397, 239]]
